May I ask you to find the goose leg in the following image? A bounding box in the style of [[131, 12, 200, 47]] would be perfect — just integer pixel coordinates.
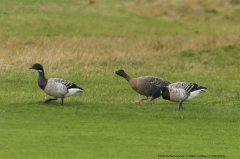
[[152, 99, 155, 105], [179, 102, 184, 110], [61, 97, 64, 105], [181, 102, 184, 109], [135, 96, 148, 103], [44, 97, 58, 103]]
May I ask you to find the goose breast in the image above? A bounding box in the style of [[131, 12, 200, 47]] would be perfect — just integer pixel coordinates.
[[44, 78, 68, 97], [168, 87, 188, 102]]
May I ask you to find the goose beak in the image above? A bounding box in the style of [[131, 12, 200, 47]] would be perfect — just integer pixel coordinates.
[[29, 65, 35, 69]]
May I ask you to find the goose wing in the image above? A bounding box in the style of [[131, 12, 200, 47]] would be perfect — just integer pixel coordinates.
[[170, 82, 196, 93], [52, 78, 84, 90], [147, 76, 171, 87], [171, 82, 206, 93], [132, 76, 170, 96]]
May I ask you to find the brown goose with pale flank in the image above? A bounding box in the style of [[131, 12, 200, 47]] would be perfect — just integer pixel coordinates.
[[114, 69, 171, 104]]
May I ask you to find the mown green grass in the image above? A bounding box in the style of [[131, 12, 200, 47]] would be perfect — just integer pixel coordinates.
[[1, 0, 238, 38], [1, 95, 240, 158], [1, 70, 240, 158], [0, 0, 178, 37], [0, 0, 240, 158]]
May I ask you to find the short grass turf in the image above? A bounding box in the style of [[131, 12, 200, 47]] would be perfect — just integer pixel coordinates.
[[0, 73, 240, 159], [1, 100, 240, 158]]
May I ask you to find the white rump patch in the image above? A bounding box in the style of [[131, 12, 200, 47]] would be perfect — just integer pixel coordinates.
[[186, 89, 206, 101], [64, 88, 83, 97]]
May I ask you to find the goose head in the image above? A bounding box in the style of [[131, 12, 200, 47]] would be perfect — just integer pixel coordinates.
[[150, 87, 163, 101], [113, 69, 126, 77], [29, 63, 44, 72]]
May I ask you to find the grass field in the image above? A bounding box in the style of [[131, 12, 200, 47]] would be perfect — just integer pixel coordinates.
[[0, 0, 240, 158]]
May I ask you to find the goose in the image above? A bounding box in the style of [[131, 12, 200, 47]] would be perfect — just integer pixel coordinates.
[[150, 82, 207, 109], [29, 63, 84, 105], [114, 69, 171, 104]]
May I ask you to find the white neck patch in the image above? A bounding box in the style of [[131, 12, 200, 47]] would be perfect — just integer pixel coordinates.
[[38, 70, 43, 73]]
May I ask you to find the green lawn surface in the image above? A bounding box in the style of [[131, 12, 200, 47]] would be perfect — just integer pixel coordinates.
[[0, 0, 240, 158]]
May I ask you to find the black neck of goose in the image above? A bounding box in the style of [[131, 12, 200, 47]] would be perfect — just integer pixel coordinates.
[[161, 87, 170, 100], [37, 69, 48, 90]]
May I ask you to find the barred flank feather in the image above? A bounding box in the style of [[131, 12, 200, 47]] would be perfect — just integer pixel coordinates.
[[52, 78, 84, 90]]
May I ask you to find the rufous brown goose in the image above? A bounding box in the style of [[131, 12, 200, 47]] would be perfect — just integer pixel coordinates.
[[114, 69, 170, 104], [29, 63, 84, 105], [151, 82, 207, 109]]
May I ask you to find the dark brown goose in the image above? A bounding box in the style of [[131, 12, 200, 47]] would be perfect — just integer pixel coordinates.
[[114, 69, 170, 104]]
